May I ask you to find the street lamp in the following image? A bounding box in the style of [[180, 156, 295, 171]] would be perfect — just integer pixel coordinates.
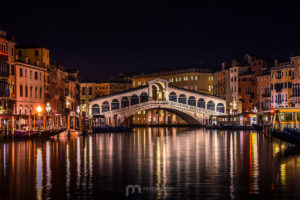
[[46, 103, 51, 131], [36, 105, 42, 135]]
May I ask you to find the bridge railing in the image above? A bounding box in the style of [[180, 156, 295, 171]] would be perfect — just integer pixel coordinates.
[[100, 100, 225, 116]]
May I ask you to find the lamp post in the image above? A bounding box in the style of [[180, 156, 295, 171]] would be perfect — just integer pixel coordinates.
[[46, 103, 51, 131], [36, 106, 42, 135]]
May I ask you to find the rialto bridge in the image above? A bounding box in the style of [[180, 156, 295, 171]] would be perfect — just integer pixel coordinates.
[[89, 78, 226, 127]]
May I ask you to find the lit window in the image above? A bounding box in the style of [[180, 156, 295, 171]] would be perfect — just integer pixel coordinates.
[[191, 76, 193, 80], [138, 81, 141, 85], [195, 76, 198, 80]]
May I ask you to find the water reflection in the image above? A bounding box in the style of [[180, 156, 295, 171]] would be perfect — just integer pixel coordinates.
[[36, 148, 43, 200], [0, 128, 300, 199]]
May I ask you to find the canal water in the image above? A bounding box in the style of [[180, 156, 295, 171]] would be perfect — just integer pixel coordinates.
[[0, 128, 300, 200]]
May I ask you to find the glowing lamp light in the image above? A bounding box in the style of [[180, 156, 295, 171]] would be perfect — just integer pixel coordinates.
[[36, 106, 42, 113]]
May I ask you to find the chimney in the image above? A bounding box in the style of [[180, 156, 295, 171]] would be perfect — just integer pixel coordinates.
[[274, 59, 278, 67], [232, 59, 238, 67], [222, 62, 226, 70]]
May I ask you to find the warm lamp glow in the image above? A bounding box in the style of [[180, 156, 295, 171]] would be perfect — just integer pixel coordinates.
[[36, 106, 42, 113]]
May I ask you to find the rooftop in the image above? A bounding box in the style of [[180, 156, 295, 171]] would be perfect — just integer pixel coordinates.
[[16, 44, 47, 49]]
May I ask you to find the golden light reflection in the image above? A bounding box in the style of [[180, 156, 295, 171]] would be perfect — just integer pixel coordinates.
[[280, 163, 287, 187], [249, 132, 259, 194], [36, 148, 43, 200], [66, 144, 70, 198], [45, 142, 52, 194], [77, 137, 81, 189]]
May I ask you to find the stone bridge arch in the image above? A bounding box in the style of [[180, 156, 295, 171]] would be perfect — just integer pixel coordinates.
[[89, 78, 226, 127]]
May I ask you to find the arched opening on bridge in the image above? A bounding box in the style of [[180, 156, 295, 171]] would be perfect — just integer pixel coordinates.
[[131, 94, 139, 105], [152, 82, 165, 100], [188, 96, 196, 106], [111, 99, 120, 110], [92, 104, 100, 115], [197, 98, 205, 108], [102, 101, 110, 112], [129, 107, 202, 126], [207, 101, 215, 111], [216, 103, 225, 113], [121, 97, 129, 108], [169, 92, 177, 102], [140, 92, 148, 103], [178, 94, 186, 104]]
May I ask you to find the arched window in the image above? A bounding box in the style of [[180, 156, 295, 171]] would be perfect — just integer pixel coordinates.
[[131, 94, 139, 105], [178, 94, 186, 104], [19, 105, 23, 115], [197, 98, 205, 108], [140, 92, 148, 103], [111, 99, 120, 110], [92, 104, 100, 115], [207, 101, 215, 111], [102, 101, 110, 112], [216, 103, 225, 113], [188, 96, 196, 106], [169, 92, 177, 102], [121, 97, 129, 108]]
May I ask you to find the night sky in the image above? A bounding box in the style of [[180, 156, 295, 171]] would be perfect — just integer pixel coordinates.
[[1, 0, 299, 81]]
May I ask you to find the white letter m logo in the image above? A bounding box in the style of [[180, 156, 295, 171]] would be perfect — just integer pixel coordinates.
[[125, 184, 142, 196]]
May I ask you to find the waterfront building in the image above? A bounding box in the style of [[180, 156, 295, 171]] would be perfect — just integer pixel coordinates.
[[46, 61, 66, 115], [238, 58, 267, 112], [270, 61, 294, 108], [256, 71, 271, 112], [80, 81, 132, 116], [213, 62, 231, 112], [131, 66, 213, 125], [131, 66, 214, 95], [0, 30, 16, 114], [291, 56, 300, 107], [15, 45, 52, 107], [14, 60, 45, 115], [229, 60, 248, 114], [65, 70, 80, 116], [238, 73, 254, 112]]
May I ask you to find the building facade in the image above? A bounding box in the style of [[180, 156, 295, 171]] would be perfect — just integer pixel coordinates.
[[0, 30, 16, 114], [131, 67, 213, 125], [229, 61, 248, 114], [270, 62, 294, 108], [131, 67, 214, 95], [213, 63, 231, 112], [65, 70, 80, 116], [291, 56, 300, 107], [80, 82, 132, 116], [14, 61, 45, 115], [256, 72, 271, 112]]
